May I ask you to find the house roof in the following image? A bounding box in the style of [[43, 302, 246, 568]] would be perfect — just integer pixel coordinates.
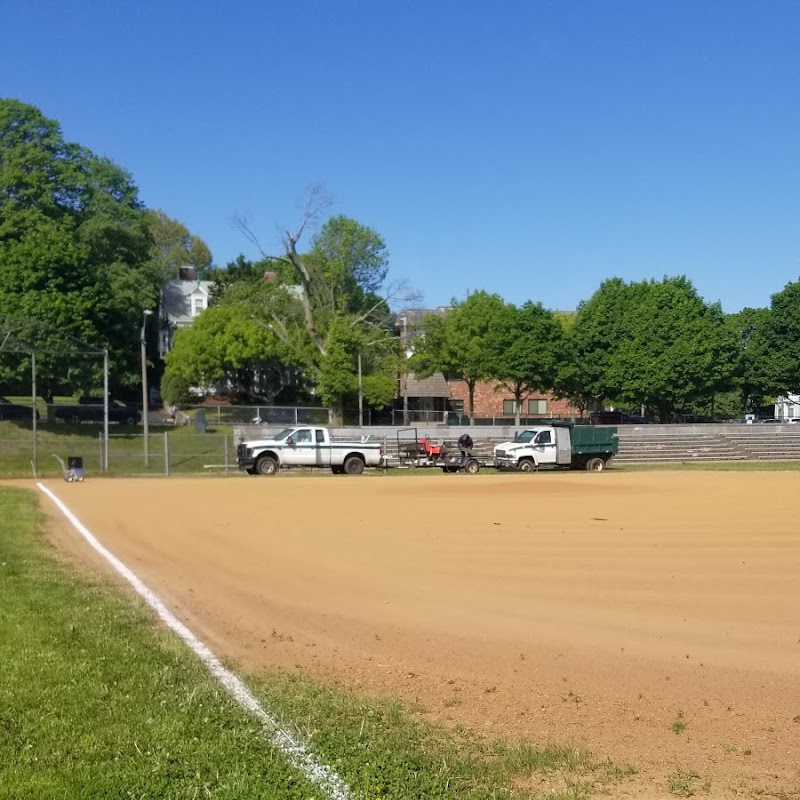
[[402, 372, 451, 398], [161, 279, 213, 325]]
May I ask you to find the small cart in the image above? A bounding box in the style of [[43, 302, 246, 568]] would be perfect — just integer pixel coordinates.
[[53, 455, 85, 482]]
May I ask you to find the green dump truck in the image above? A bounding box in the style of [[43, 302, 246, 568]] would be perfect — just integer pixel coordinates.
[[493, 422, 619, 472]]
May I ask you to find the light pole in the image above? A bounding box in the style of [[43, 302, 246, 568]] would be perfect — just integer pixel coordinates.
[[400, 316, 409, 426], [141, 309, 153, 467], [358, 353, 363, 428]]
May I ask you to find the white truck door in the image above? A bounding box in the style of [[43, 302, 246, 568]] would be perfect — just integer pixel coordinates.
[[533, 429, 558, 465], [282, 428, 311, 465], [314, 428, 332, 466]]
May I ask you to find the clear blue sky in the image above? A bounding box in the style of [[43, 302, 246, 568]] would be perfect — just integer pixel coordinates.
[[2, 0, 798, 313]]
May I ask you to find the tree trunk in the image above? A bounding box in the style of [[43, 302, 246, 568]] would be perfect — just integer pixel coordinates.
[[514, 385, 522, 426], [328, 399, 344, 427]]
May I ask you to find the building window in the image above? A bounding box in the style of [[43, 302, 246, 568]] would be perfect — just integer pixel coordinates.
[[448, 400, 464, 414], [191, 295, 207, 317], [527, 399, 547, 415], [503, 399, 518, 416]]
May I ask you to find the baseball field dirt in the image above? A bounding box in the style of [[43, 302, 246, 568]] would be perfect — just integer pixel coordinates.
[[34, 471, 800, 798]]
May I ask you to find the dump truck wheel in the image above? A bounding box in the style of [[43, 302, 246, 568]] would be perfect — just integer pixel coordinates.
[[255, 455, 278, 475], [517, 458, 535, 472], [586, 457, 605, 472], [343, 455, 365, 475]]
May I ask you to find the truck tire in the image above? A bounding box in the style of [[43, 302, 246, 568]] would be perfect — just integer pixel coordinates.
[[331, 466, 344, 475], [125, 414, 137, 426], [586, 457, 605, 472], [517, 458, 535, 472], [463, 459, 480, 475], [255, 455, 279, 475], [343, 455, 365, 475]]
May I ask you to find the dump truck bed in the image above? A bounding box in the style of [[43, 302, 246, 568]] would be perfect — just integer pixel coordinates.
[[570, 425, 619, 455]]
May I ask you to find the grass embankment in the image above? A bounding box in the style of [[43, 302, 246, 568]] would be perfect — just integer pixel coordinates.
[[0, 422, 235, 478], [0, 485, 633, 799]]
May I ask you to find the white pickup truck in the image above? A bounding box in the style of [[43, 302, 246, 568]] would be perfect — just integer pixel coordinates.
[[236, 426, 383, 476]]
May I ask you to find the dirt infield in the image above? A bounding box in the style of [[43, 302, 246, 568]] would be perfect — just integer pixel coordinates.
[[36, 472, 800, 798]]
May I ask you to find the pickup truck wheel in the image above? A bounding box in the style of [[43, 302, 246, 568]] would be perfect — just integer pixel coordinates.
[[255, 455, 279, 475], [343, 455, 365, 475], [586, 457, 605, 472], [464, 459, 480, 475], [517, 458, 535, 472]]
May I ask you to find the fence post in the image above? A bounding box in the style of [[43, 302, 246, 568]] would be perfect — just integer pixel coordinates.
[[98, 432, 103, 473], [164, 432, 170, 476], [217, 406, 221, 427], [224, 435, 229, 474], [294, 407, 298, 425]]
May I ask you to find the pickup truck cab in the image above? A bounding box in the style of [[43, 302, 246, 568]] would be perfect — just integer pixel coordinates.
[[237, 426, 383, 476], [494, 423, 618, 472]]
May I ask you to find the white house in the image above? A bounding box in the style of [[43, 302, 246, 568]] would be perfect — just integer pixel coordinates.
[[774, 393, 800, 421], [158, 266, 213, 358]]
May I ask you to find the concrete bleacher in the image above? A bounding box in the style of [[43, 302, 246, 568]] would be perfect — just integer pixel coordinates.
[[615, 424, 800, 463]]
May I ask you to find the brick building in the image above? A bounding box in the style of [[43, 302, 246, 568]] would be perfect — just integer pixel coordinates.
[[444, 379, 579, 421], [395, 307, 582, 423]]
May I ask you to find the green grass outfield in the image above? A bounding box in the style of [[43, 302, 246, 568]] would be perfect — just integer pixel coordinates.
[[0, 485, 634, 799]]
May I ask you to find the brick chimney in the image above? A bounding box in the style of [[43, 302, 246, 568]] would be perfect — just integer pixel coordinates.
[[178, 266, 197, 280]]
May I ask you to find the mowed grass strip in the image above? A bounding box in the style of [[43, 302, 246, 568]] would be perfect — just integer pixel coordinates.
[[247, 673, 635, 800], [0, 486, 330, 800], [0, 485, 636, 800]]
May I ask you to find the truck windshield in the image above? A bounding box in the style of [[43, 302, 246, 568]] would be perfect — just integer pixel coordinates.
[[515, 430, 537, 443]]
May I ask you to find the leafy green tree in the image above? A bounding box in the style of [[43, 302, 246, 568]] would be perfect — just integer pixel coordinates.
[[571, 277, 737, 422], [411, 291, 506, 425], [146, 209, 212, 284], [162, 302, 291, 402], [724, 307, 775, 415], [0, 99, 157, 399], [488, 301, 563, 424], [759, 281, 800, 396], [235, 191, 405, 422]]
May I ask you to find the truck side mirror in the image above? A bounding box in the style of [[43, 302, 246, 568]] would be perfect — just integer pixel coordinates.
[[287, 436, 294, 445]]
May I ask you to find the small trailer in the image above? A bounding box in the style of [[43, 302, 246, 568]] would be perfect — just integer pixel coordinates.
[[494, 422, 618, 472], [396, 429, 482, 474]]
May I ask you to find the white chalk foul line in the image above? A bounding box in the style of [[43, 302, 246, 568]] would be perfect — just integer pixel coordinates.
[[37, 482, 352, 800]]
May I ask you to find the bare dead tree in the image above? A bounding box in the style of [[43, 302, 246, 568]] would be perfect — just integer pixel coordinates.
[[234, 185, 334, 356]]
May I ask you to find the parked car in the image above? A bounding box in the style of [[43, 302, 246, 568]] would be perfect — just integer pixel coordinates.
[[53, 397, 140, 425], [588, 410, 650, 425], [0, 396, 39, 421]]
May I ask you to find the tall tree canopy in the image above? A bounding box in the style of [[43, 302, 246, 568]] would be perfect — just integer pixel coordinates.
[[488, 301, 563, 424], [759, 281, 800, 396], [146, 209, 212, 284], [234, 193, 406, 421], [571, 276, 737, 421], [410, 291, 507, 424], [0, 99, 158, 397]]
